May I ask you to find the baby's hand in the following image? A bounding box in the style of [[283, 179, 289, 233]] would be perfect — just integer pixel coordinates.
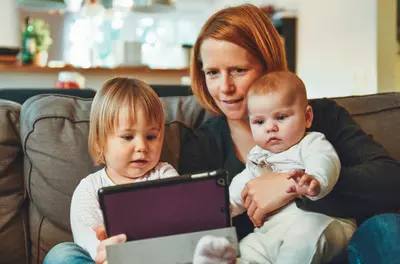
[[286, 172, 320, 197]]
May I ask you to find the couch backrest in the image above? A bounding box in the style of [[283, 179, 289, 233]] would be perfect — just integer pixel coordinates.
[[333, 92, 400, 161], [6, 92, 400, 263]]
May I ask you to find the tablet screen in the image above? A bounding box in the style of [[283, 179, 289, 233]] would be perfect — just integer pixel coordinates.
[[99, 170, 230, 241]]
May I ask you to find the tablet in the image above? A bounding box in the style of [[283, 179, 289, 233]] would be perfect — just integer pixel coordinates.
[[98, 170, 231, 241]]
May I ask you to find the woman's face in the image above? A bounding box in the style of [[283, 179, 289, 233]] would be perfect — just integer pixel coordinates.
[[200, 39, 264, 120]]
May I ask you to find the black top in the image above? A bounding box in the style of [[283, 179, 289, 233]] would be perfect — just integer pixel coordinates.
[[179, 98, 400, 238]]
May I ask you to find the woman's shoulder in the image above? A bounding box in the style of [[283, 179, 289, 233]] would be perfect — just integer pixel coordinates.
[[309, 98, 339, 111], [198, 115, 228, 134]]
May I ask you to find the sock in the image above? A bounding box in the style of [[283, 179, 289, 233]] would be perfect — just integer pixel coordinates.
[[193, 235, 237, 264]]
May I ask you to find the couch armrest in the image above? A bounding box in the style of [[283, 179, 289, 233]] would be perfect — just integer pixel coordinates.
[[0, 99, 28, 264]]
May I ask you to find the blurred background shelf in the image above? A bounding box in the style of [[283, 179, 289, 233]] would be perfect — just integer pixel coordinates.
[[0, 64, 189, 74]]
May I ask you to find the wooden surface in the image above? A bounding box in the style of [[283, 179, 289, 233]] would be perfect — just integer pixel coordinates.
[[0, 64, 190, 74]]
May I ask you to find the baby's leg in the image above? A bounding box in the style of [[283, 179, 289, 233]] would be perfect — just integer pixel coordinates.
[[276, 213, 356, 264], [238, 232, 273, 264], [238, 216, 291, 264], [193, 235, 237, 264]]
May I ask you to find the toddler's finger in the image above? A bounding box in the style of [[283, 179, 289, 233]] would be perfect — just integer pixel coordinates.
[[93, 225, 107, 241]]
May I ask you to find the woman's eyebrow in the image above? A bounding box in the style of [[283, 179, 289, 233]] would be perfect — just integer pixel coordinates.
[[202, 66, 215, 71]]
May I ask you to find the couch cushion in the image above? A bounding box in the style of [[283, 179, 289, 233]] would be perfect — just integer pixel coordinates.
[[20, 94, 206, 263], [0, 99, 28, 264], [161, 96, 212, 129], [333, 92, 400, 160]]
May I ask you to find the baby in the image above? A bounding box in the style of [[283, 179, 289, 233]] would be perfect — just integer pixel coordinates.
[[194, 71, 356, 264], [70, 77, 178, 259]]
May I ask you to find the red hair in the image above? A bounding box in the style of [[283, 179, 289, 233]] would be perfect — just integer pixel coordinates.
[[191, 4, 288, 115]]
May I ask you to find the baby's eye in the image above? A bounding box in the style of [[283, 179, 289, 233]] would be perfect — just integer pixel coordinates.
[[277, 115, 286, 121], [121, 135, 133, 141], [252, 119, 264, 125]]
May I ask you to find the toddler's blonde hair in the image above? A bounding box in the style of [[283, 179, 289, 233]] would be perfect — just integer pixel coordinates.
[[88, 77, 164, 164]]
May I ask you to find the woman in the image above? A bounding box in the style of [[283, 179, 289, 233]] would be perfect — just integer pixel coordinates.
[[45, 4, 400, 264], [178, 1, 400, 238]]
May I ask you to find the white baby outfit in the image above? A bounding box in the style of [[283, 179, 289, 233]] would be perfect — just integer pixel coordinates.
[[230, 132, 356, 264]]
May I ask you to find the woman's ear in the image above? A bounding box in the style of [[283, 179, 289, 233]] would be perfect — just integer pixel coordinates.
[[305, 105, 313, 129]]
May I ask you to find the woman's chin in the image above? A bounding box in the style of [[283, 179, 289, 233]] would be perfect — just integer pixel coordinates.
[[223, 109, 246, 121]]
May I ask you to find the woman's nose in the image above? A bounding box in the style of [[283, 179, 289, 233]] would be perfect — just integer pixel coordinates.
[[220, 74, 234, 94]]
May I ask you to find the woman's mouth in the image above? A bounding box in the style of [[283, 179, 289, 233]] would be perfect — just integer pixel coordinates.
[[221, 98, 244, 104]]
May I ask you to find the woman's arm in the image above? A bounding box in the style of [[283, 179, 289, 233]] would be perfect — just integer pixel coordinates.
[[299, 99, 400, 219]]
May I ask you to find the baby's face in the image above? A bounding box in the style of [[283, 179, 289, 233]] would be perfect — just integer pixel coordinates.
[[248, 92, 312, 153], [104, 106, 163, 184]]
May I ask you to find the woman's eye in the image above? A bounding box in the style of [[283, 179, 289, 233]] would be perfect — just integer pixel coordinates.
[[277, 115, 286, 121], [206, 70, 218, 77], [232, 68, 247, 74]]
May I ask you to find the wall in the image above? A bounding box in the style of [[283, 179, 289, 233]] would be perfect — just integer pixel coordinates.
[[377, 0, 398, 93], [297, 0, 377, 98], [297, 0, 398, 98], [0, 0, 20, 47], [397, 53, 400, 91]]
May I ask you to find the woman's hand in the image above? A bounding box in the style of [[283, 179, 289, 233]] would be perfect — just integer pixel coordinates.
[[241, 170, 303, 227], [93, 225, 127, 264]]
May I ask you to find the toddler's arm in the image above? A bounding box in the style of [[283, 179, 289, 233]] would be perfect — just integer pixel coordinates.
[[70, 178, 104, 259], [159, 163, 179, 178]]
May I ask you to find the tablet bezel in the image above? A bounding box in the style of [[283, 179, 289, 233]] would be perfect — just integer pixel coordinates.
[[98, 169, 231, 241]]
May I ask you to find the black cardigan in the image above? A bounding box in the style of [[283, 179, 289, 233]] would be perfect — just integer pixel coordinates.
[[179, 98, 400, 236]]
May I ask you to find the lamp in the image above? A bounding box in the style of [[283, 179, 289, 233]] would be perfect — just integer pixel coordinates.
[[16, 0, 66, 10]]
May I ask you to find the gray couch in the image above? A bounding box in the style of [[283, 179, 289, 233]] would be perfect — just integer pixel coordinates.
[[1, 92, 400, 264]]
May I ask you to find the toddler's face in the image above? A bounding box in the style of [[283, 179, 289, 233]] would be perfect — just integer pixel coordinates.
[[248, 92, 312, 153], [104, 106, 163, 184]]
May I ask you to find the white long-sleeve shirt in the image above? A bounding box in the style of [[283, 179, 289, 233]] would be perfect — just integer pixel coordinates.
[[70, 162, 178, 259], [230, 132, 341, 216]]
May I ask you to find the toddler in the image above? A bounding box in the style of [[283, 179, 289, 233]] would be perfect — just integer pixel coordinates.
[[70, 77, 178, 259]]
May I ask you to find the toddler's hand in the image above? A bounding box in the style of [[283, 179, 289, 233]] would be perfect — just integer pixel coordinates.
[[93, 225, 127, 264], [286, 172, 320, 197]]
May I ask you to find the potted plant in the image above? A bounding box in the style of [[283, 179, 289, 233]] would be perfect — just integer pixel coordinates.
[[31, 18, 52, 67]]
